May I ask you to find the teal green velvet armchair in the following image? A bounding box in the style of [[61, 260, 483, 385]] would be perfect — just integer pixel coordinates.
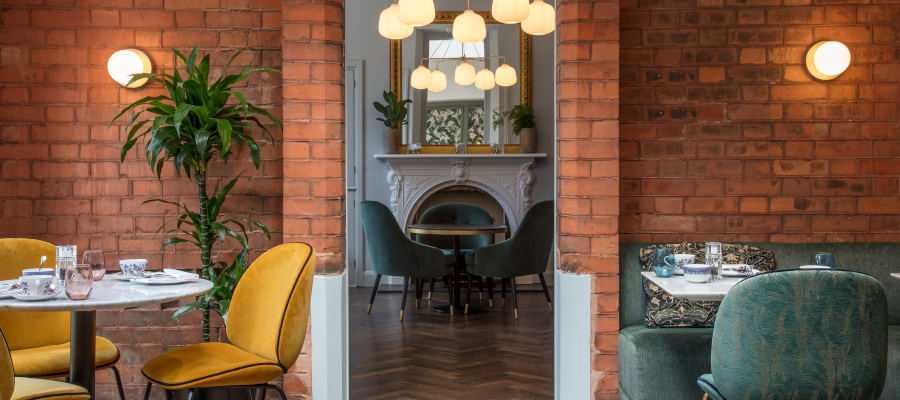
[[360, 201, 453, 319], [415, 203, 494, 302], [698, 269, 888, 400], [465, 200, 554, 318]]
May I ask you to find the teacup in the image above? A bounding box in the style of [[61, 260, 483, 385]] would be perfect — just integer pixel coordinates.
[[119, 259, 147, 277], [673, 254, 695, 274], [19, 275, 55, 295], [21, 268, 55, 276], [683, 264, 711, 283]]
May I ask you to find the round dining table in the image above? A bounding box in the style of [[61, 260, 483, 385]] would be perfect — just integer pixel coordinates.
[[407, 223, 507, 314], [0, 276, 212, 397]]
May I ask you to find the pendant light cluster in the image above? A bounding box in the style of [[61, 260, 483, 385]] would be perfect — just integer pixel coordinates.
[[411, 56, 517, 92], [378, 0, 556, 41]]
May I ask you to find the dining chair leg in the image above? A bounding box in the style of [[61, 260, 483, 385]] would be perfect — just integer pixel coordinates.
[[428, 278, 435, 300], [446, 274, 455, 315], [143, 382, 152, 400], [165, 389, 175, 400], [187, 388, 197, 400], [537, 273, 552, 311], [501, 278, 507, 306], [111, 366, 126, 400], [254, 387, 267, 400], [367, 274, 382, 313], [464, 274, 473, 314], [415, 278, 422, 308], [271, 384, 288, 400], [400, 277, 410, 321], [510, 278, 519, 320], [477, 276, 484, 299], [486, 277, 494, 308]]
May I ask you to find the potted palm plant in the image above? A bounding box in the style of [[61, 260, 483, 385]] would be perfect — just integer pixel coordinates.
[[110, 46, 279, 342], [493, 104, 537, 153], [373, 90, 411, 154]]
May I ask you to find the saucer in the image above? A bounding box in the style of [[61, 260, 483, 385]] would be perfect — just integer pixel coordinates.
[[130, 276, 196, 285], [11, 289, 61, 301]]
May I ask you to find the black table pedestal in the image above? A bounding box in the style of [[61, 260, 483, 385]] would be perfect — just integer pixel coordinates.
[[70, 311, 96, 397]]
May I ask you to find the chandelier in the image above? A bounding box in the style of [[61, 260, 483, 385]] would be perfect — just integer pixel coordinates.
[[411, 55, 517, 92], [378, 0, 556, 41]]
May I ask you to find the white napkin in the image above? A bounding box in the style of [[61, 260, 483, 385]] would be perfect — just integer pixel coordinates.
[[163, 269, 199, 280]]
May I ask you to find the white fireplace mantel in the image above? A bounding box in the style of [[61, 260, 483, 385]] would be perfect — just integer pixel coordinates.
[[374, 153, 547, 230]]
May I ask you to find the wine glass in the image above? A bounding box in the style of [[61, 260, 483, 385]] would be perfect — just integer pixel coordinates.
[[65, 264, 93, 300], [82, 250, 105, 281]]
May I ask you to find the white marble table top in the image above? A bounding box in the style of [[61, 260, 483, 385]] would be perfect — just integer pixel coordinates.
[[892, 273, 900, 280], [0, 277, 212, 312], [641, 271, 746, 301]]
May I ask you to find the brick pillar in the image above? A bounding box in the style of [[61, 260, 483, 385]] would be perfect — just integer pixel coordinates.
[[556, 0, 620, 398], [281, 0, 345, 397]]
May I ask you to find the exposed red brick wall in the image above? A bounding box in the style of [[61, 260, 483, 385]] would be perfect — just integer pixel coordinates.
[[280, 0, 344, 397], [556, 0, 620, 397], [0, 1, 285, 398], [620, 0, 900, 243]]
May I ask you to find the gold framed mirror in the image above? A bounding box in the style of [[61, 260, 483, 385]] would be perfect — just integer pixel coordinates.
[[390, 11, 532, 151]]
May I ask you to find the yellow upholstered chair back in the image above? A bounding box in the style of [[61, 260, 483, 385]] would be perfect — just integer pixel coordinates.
[[225, 243, 315, 370], [0, 239, 70, 350], [0, 328, 16, 400]]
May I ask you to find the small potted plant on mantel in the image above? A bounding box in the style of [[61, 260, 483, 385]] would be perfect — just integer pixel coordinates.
[[373, 90, 411, 154], [493, 104, 537, 153]]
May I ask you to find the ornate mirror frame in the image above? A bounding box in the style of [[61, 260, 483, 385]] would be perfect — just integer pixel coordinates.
[[390, 11, 532, 152]]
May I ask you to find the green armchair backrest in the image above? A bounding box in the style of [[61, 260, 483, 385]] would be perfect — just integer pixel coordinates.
[[710, 269, 888, 399], [359, 201, 448, 279], [415, 203, 494, 250], [469, 200, 553, 278]]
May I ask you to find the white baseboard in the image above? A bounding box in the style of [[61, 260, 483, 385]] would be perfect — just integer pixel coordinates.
[[554, 269, 591, 399], [311, 273, 349, 400]]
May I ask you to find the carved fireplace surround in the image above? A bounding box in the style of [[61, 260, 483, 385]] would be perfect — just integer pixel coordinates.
[[374, 153, 547, 230]]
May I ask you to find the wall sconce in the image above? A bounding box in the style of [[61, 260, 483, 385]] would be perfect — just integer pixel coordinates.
[[107, 49, 152, 88], [805, 41, 851, 81]]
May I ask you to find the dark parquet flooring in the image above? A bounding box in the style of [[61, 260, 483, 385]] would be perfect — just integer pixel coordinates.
[[349, 285, 554, 400]]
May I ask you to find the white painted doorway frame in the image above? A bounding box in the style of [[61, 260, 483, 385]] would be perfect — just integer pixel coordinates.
[[345, 59, 365, 286]]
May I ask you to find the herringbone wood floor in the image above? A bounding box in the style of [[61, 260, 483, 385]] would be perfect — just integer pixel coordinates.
[[349, 285, 553, 400]]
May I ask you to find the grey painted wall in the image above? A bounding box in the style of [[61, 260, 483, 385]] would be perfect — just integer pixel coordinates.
[[346, 0, 556, 282]]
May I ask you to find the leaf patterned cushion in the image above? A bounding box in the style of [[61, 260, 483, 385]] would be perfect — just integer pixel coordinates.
[[639, 243, 776, 328]]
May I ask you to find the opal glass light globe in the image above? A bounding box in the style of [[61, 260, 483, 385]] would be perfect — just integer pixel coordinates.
[[491, 0, 530, 24], [521, 0, 556, 36], [452, 10, 487, 44], [108, 49, 152, 88], [806, 41, 851, 80], [410, 65, 432, 89], [475, 68, 496, 90], [378, 4, 414, 40], [397, 0, 435, 27], [494, 63, 517, 87], [454, 62, 476, 85], [428, 70, 447, 92]]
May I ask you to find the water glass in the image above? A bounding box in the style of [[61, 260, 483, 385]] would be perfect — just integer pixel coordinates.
[[82, 250, 105, 281], [705, 242, 722, 280], [653, 247, 675, 277], [55, 245, 77, 289], [65, 264, 93, 300], [811, 252, 836, 268]]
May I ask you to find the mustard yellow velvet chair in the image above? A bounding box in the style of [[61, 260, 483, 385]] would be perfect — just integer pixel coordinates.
[[141, 243, 316, 400], [0, 238, 124, 399], [1, 327, 90, 400]]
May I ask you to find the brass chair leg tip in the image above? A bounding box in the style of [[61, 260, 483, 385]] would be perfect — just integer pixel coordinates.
[[367, 304, 372, 314], [488, 299, 493, 308], [427, 292, 432, 300], [479, 293, 483, 299], [514, 309, 519, 320], [450, 306, 455, 316], [464, 304, 469, 314], [416, 299, 420, 308], [548, 302, 553, 312], [399, 310, 404, 321]]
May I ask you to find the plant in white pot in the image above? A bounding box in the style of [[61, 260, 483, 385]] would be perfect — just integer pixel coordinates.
[[493, 104, 536, 153], [373, 90, 411, 154]]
